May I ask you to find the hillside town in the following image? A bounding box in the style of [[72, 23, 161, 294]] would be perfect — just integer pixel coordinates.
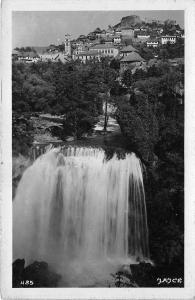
[[12, 15, 184, 74]]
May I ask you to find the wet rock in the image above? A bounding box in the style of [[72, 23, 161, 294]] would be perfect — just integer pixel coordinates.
[[13, 259, 25, 287], [130, 262, 155, 287], [13, 259, 61, 288], [129, 261, 184, 287], [118, 264, 132, 275]]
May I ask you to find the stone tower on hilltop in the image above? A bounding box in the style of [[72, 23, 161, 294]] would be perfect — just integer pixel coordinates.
[[64, 34, 71, 56]]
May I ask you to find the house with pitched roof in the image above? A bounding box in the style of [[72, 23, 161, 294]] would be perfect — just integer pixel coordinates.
[[146, 39, 159, 48], [73, 43, 88, 55], [104, 37, 114, 45], [74, 50, 101, 63], [39, 52, 70, 63], [136, 31, 150, 40], [120, 45, 138, 57], [17, 51, 40, 63], [113, 35, 121, 44], [115, 29, 122, 35], [89, 44, 119, 57], [161, 35, 177, 45], [120, 51, 145, 72]]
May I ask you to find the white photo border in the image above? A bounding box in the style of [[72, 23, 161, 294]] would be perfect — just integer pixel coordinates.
[[1, 0, 195, 299]]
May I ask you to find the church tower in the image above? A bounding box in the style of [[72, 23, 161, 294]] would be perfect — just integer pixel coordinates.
[[64, 34, 71, 56]]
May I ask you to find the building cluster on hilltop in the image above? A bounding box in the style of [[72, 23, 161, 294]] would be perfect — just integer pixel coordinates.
[[12, 15, 184, 73]]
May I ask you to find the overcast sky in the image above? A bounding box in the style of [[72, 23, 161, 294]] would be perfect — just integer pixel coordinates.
[[12, 11, 184, 48]]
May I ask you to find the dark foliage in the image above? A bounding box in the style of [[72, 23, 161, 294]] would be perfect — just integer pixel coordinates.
[[14, 47, 37, 53], [12, 60, 117, 145], [114, 62, 184, 272], [130, 262, 183, 287], [12, 112, 34, 156]]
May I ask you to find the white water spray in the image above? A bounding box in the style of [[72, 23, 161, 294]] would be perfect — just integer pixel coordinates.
[[13, 146, 149, 286]]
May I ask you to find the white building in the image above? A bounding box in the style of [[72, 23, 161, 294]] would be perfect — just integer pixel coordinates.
[[75, 41, 84, 47], [89, 44, 119, 57], [113, 35, 121, 44], [74, 51, 101, 63], [161, 35, 177, 45], [115, 29, 122, 35], [146, 40, 159, 48], [16, 51, 40, 63], [64, 34, 71, 56], [73, 44, 88, 55], [137, 32, 150, 40]]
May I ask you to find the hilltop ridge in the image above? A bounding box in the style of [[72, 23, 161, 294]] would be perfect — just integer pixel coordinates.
[[120, 15, 142, 28], [113, 15, 142, 29]]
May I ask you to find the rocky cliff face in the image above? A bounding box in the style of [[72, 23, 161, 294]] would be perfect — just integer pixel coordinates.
[[121, 15, 142, 27], [114, 15, 142, 29]]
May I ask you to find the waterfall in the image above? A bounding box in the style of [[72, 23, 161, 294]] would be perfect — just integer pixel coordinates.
[[13, 146, 149, 286]]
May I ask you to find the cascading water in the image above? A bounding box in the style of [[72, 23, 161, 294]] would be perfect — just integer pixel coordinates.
[[13, 146, 149, 286]]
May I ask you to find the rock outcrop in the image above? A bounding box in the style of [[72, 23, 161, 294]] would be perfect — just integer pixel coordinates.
[[120, 15, 142, 28], [13, 259, 61, 287]]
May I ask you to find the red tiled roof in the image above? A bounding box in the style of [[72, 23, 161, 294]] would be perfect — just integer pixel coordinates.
[[120, 52, 145, 62], [121, 45, 137, 52], [77, 51, 100, 56], [161, 35, 176, 38], [90, 44, 116, 50], [137, 32, 150, 36], [147, 39, 159, 43]]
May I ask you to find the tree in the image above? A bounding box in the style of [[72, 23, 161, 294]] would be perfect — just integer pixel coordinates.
[[63, 109, 97, 138], [110, 59, 120, 70], [121, 68, 132, 89], [51, 60, 117, 136], [97, 58, 117, 131], [114, 93, 159, 161], [58, 44, 65, 52], [12, 112, 34, 156], [114, 61, 184, 271], [138, 46, 154, 60]]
